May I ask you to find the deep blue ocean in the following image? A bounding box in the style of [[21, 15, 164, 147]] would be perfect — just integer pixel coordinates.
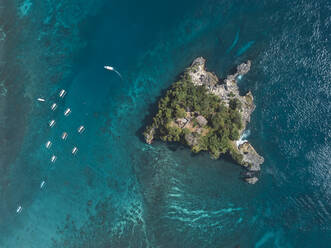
[[0, 0, 330, 247]]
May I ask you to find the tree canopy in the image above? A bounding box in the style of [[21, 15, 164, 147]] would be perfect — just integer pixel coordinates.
[[144, 72, 244, 162]]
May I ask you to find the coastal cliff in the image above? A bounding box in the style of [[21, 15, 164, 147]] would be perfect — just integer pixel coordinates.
[[144, 57, 264, 184]]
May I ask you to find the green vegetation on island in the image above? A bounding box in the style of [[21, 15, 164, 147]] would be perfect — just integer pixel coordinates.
[[144, 57, 265, 184], [144, 71, 244, 162]]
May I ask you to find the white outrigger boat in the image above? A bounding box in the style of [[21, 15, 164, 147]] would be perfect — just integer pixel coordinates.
[[51, 103, 57, 111], [45, 141, 52, 149], [16, 205, 22, 214], [61, 132, 68, 140], [72, 146, 78, 155], [104, 65, 114, 71], [64, 108, 71, 116], [78, 125, 85, 133], [104, 65, 122, 78], [51, 155, 57, 163], [49, 120, 56, 127], [37, 98, 45, 102], [40, 181, 45, 189], [59, 89, 66, 98]]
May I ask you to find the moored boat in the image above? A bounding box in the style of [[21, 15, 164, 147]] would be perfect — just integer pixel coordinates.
[[51, 103, 57, 110], [64, 108, 71, 116], [45, 141, 52, 148], [51, 155, 57, 163], [78, 125, 85, 133], [16, 206, 22, 213], [61, 132, 68, 140], [49, 120, 56, 127], [59, 89, 66, 98], [72, 146, 78, 155]]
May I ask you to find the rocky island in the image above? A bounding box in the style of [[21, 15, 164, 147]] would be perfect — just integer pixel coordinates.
[[144, 57, 264, 184]]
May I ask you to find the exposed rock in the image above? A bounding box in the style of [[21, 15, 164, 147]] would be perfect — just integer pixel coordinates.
[[191, 57, 205, 66], [238, 142, 264, 172], [237, 60, 251, 75], [188, 58, 255, 129], [245, 176, 259, 184], [144, 126, 155, 144], [243, 171, 256, 178], [187, 57, 264, 182], [189, 57, 219, 89], [196, 115, 208, 127]]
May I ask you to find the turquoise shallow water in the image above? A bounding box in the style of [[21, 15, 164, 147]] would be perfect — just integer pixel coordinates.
[[0, 0, 330, 247]]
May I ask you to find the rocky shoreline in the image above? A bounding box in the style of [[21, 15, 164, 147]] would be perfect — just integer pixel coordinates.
[[145, 57, 264, 184]]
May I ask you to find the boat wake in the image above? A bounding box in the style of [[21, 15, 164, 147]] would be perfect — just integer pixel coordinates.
[[104, 65, 122, 79]]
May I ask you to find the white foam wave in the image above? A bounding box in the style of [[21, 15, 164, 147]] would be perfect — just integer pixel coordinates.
[[236, 129, 251, 147]]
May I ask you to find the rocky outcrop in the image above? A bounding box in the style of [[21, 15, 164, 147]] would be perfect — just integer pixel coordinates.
[[144, 126, 155, 144], [188, 57, 255, 127], [188, 57, 263, 184], [245, 176, 259, 184], [145, 57, 264, 184], [238, 142, 264, 172]]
